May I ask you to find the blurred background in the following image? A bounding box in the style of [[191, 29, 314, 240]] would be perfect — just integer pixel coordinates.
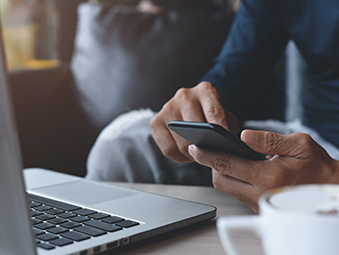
[[1, 0, 283, 180], [0, 0, 142, 70]]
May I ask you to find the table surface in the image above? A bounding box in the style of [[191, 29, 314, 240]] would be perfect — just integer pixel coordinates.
[[101, 182, 264, 255]]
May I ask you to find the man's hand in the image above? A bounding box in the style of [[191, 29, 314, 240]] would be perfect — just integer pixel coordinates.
[[150, 81, 239, 163], [188, 130, 339, 213]]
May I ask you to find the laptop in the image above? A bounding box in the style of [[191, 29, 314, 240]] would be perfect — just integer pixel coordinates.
[[0, 19, 216, 255]]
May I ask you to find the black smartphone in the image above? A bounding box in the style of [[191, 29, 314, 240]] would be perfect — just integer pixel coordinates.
[[168, 120, 266, 160]]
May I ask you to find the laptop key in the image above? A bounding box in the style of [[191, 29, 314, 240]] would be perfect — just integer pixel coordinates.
[[74, 225, 107, 237], [36, 233, 59, 242], [101, 216, 124, 224], [46, 208, 64, 215], [47, 226, 69, 235], [71, 216, 90, 223], [33, 228, 45, 236], [30, 201, 41, 208], [34, 205, 53, 211], [35, 222, 55, 230], [61, 231, 91, 241], [47, 218, 68, 225], [89, 212, 110, 220], [31, 210, 43, 217], [29, 194, 82, 211], [60, 221, 82, 229], [37, 242, 55, 250], [49, 237, 73, 247], [84, 220, 122, 232], [73, 208, 97, 216], [115, 220, 140, 228], [58, 212, 77, 219], [32, 218, 43, 225], [36, 214, 56, 221]]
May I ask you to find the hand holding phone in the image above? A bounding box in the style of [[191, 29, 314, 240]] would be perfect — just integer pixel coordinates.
[[168, 121, 266, 160]]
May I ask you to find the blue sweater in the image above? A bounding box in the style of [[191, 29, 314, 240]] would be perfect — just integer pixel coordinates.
[[202, 0, 339, 148]]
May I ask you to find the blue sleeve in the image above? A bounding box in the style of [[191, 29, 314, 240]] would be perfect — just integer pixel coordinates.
[[202, 0, 289, 122]]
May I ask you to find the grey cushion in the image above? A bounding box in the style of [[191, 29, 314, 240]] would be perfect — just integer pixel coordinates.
[[71, 3, 234, 130]]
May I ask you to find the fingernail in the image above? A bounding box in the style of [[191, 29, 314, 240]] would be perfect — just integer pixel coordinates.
[[244, 130, 258, 146], [188, 144, 196, 156]]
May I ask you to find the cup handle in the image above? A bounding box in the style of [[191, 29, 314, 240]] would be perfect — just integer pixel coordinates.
[[217, 216, 262, 255]]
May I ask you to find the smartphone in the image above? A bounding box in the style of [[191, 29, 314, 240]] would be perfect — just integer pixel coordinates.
[[168, 120, 266, 160]]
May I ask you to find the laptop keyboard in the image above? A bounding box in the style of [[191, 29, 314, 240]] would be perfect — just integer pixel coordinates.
[[28, 193, 140, 251]]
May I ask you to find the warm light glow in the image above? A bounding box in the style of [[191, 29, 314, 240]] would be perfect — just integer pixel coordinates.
[[0, 0, 59, 70]]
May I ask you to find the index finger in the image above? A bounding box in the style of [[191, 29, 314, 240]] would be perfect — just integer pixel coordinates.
[[197, 82, 229, 129]]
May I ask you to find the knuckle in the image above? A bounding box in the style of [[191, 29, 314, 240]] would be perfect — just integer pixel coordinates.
[[161, 99, 174, 111], [213, 154, 232, 175], [266, 174, 281, 187], [199, 81, 213, 90], [263, 170, 285, 188], [263, 132, 282, 151], [175, 87, 191, 101], [199, 81, 220, 96], [205, 105, 226, 120], [150, 115, 166, 132], [149, 116, 158, 129], [161, 144, 177, 159], [212, 172, 223, 191], [297, 133, 313, 147], [214, 155, 227, 170], [162, 145, 190, 164]]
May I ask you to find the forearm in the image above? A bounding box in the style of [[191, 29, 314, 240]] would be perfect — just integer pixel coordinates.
[[201, 0, 289, 122]]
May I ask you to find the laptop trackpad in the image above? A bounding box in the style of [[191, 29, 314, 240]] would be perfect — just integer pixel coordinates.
[[32, 180, 137, 205]]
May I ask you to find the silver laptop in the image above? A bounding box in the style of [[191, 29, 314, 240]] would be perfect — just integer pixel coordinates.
[[0, 20, 215, 255]]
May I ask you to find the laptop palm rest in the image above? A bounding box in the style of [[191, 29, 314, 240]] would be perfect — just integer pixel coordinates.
[[31, 180, 137, 205]]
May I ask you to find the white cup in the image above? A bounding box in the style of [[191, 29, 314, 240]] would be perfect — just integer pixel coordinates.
[[217, 184, 339, 255]]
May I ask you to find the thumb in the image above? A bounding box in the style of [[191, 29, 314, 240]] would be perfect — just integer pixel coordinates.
[[241, 130, 303, 156]]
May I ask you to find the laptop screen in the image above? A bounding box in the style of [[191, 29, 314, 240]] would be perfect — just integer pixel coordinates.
[[0, 19, 37, 255]]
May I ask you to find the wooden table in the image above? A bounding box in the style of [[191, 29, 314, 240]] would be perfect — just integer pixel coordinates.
[[100, 182, 264, 255]]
